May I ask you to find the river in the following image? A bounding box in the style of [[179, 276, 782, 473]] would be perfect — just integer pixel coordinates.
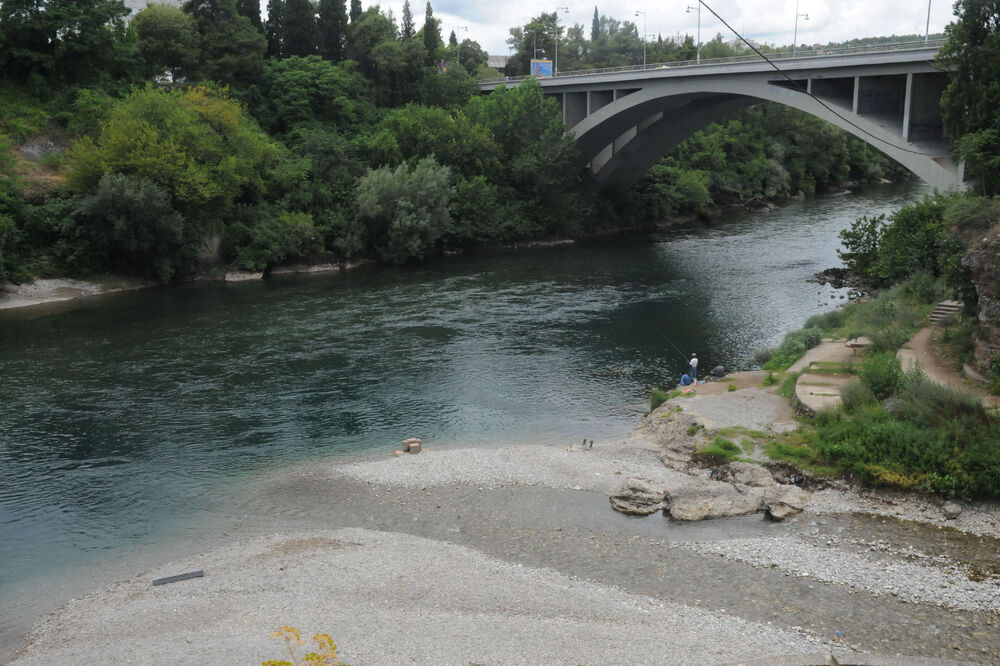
[[0, 181, 926, 656]]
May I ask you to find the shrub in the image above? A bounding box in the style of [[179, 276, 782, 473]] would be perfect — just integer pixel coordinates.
[[650, 388, 670, 411], [804, 309, 846, 332], [840, 380, 876, 413], [265, 626, 344, 665], [762, 372, 778, 386], [762, 326, 824, 370], [858, 353, 903, 400], [990, 354, 1000, 395], [727, 382, 737, 392]]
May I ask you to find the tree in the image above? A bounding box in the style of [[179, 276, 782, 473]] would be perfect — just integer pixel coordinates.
[[353, 157, 454, 263], [133, 5, 200, 82], [283, 0, 318, 56], [937, 0, 1000, 195], [448, 30, 456, 47], [317, 0, 347, 61], [349, 0, 361, 22], [400, 0, 414, 39], [422, 0, 441, 65], [236, 0, 261, 29], [70, 85, 279, 213], [183, 0, 266, 86], [264, 0, 284, 56], [590, 6, 599, 43], [0, 0, 133, 90], [249, 55, 376, 136]]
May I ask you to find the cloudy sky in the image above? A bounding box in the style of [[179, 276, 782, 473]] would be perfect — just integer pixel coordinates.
[[386, 0, 956, 56]]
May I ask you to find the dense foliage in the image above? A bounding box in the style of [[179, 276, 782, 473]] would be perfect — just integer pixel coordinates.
[[0, 0, 950, 284]]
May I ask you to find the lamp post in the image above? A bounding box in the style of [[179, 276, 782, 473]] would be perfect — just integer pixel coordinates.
[[456, 25, 467, 70], [635, 10, 647, 69], [925, 0, 932, 43], [685, 3, 701, 64], [792, 0, 808, 56], [555, 6, 568, 75]]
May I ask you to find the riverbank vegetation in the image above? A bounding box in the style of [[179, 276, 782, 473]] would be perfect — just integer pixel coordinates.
[[0, 0, 928, 286]]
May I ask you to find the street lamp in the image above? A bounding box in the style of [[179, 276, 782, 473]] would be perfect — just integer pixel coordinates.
[[925, 0, 932, 43], [526, 29, 538, 60], [635, 10, 647, 69], [555, 6, 568, 75], [685, 3, 701, 64], [792, 0, 808, 56]]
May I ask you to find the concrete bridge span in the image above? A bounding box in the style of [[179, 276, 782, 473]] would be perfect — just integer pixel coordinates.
[[480, 44, 963, 191]]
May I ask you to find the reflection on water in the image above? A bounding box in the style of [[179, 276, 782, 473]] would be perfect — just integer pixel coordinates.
[[0, 181, 926, 651]]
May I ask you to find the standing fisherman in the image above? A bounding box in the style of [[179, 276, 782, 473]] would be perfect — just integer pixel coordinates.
[[689, 353, 698, 381]]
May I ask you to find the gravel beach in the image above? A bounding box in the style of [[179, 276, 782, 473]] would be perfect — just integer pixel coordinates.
[[10, 386, 1000, 664]]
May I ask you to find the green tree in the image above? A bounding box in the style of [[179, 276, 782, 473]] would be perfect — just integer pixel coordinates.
[[70, 85, 279, 214], [317, 0, 347, 61], [422, 0, 441, 65], [133, 4, 200, 82], [400, 0, 414, 39], [349, 0, 361, 22], [283, 0, 318, 56], [183, 0, 266, 86], [237, 0, 261, 29], [0, 0, 134, 90], [71, 173, 189, 281], [249, 55, 376, 136], [353, 157, 454, 263], [937, 0, 1000, 195], [590, 5, 599, 42], [265, 0, 284, 56]]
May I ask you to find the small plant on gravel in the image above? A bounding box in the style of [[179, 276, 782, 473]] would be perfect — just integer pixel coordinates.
[[686, 423, 703, 436], [264, 626, 345, 666], [762, 371, 779, 386], [650, 388, 670, 411], [727, 382, 737, 392]]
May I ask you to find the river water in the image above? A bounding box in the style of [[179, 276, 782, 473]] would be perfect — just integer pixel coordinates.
[[0, 182, 926, 654]]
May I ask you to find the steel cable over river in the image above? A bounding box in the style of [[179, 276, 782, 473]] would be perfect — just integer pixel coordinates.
[[0, 181, 926, 657]]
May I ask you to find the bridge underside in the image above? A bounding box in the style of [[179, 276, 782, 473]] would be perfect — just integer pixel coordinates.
[[544, 70, 961, 191]]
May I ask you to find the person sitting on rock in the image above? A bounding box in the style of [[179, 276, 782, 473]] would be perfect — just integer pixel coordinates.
[[708, 365, 726, 378], [679, 373, 692, 386]]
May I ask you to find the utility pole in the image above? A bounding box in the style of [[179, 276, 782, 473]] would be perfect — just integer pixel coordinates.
[[456, 25, 467, 70], [925, 0, 932, 43]]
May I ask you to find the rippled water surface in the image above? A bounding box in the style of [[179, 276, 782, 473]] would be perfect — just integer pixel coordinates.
[[0, 182, 925, 652]]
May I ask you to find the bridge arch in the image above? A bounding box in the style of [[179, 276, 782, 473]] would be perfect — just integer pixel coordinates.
[[568, 77, 962, 190]]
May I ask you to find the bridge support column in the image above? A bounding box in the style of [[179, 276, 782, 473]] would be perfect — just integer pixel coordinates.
[[852, 76, 860, 114], [903, 73, 913, 141]]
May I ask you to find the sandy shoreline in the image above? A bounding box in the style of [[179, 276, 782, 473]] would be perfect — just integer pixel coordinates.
[[9, 397, 1000, 664]]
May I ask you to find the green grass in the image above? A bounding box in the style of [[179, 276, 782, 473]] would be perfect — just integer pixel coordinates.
[[777, 372, 800, 400], [695, 437, 741, 464]]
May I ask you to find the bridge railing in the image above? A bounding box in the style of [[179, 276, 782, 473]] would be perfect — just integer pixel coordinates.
[[479, 39, 946, 85]]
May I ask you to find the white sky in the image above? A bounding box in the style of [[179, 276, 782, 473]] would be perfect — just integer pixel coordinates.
[[383, 0, 955, 56]]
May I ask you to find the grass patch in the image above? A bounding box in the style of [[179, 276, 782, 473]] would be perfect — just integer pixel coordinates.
[[686, 423, 704, 436], [761, 326, 824, 371], [727, 383, 737, 392], [762, 371, 779, 386], [695, 437, 741, 464], [777, 372, 799, 400]]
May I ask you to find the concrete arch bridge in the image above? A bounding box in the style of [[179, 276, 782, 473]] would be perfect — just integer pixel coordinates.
[[479, 43, 962, 191]]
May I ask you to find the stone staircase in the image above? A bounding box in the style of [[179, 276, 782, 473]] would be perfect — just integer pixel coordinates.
[[927, 300, 963, 326]]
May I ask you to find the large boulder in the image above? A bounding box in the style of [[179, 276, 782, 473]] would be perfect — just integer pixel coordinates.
[[664, 482, 764, 521], [609, 478, 667, 515], [762, 485, 811, 521], [712, 461, 775, 487]]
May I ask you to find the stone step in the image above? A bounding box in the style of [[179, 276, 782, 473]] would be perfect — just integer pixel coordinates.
[[927, 300, 963, 325]]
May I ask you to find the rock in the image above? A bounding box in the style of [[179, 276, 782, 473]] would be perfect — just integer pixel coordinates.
[[664, 482, 764, 521], [402, 437, 422, 453], [942, 502, 963, 519], [609, 478, 666, 515], [224, 270, 264, 282], [762, 485, 811, 521], [712, 461, 775, 487]]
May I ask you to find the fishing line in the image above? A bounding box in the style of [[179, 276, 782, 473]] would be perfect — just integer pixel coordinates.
[[697, 0, 942, 157]]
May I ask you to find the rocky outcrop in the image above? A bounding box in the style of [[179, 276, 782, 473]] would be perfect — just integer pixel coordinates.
[[664, 483, 764, 521], [711, 462, 775, 487], [962, 229, 1000, 372], [762, 485, 810, 521], [609, 478, 667, 515], [636, 407, 706, 471]]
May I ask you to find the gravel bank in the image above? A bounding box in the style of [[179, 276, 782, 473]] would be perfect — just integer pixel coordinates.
[[681, 535, 1000, 614], [12, 528, 826, 665]]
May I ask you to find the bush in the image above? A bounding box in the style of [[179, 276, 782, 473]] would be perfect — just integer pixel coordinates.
[[840, 380, 876, 413], [650, 388, 670, 411], [804, 309, 846, 332], [762, 326, 824, 370], [988, 354, 1000, 395], [858, 353, 903, 400]]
